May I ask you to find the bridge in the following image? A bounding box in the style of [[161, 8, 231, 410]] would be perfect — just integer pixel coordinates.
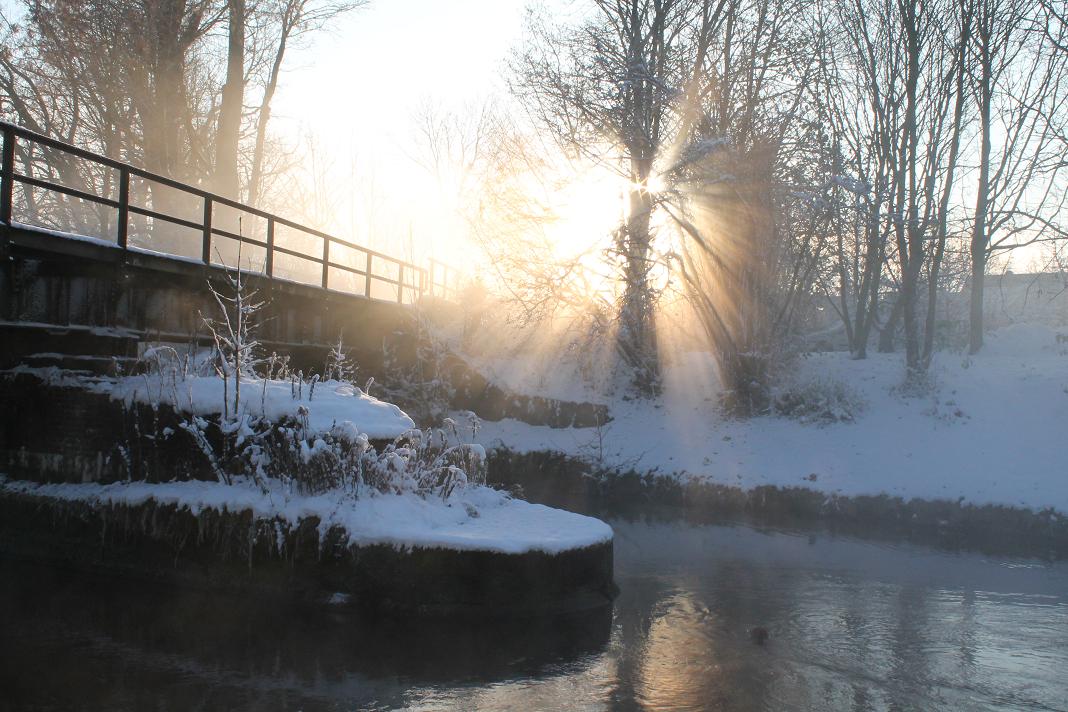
[[0, 121, 607, 431], [0, 120, 459, 304]]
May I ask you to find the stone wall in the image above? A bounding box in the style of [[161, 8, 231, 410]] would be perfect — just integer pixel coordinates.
[[0, 374, 214, 484], [0, 489, 615, 614]]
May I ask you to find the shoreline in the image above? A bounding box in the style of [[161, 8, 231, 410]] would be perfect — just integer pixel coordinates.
[[0, 478, 616, 616], [487, 448, 1068, 560]]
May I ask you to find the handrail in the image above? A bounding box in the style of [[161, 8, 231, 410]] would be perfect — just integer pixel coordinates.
[[428, 257, 463, 300], [0, 120, 428, 304]]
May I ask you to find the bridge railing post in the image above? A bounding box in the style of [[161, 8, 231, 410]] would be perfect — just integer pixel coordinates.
[[265, 217, 274, 277], [116, 167, 129, 249], [1, 125, 14, 228], [397, 263, 405, 304], [365, 252, 372, 298], [322, 237, 330, 289], [201, 197, 213, 264]]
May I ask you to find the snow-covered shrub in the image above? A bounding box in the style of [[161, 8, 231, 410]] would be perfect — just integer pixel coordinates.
[[323, 336, 357, 383], [363, 427, 487, 499], [205, 415, 486, 498], [719, 352, 773, 417], [771, 377, 864, 424], [123, 270, 487, 501], [247, 416, 369, 494]]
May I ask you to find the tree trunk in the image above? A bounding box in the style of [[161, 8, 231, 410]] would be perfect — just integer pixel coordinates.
[[878, 294, 902, 353], [924, 10, 969, 366], [247, 15, 290, 207], [617, 165, 659, 395], [140, 5, 191, 253], [215, 0, 246, 200], [969, 51, 993, 354]]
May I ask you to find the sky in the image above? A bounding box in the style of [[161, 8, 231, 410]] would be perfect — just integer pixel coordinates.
[[269, 0, 532, 264], [266, 0, 1056, 275]]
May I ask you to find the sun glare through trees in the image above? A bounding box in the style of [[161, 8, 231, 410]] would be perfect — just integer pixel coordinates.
[[2, 0, 1068, 710]]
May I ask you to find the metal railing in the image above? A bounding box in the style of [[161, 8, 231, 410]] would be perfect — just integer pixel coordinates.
[[0, 120, 435, 304], [428, 258, 464, 302]]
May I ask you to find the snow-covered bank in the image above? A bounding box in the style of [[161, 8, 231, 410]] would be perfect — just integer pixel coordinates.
[[93, 374, 415, 440], [477, 324, 1068, 514], [0, 476, 613, 555]]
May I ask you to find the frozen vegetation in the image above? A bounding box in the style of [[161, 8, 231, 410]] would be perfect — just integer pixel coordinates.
[[474, 324, 1068, 513]]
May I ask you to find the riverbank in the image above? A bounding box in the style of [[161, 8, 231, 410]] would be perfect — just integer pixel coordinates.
[[0, 476, 615, 614], [487, 449, 1068, 559], [0, 366, 616, 615], [476, 324, 1068, 515]]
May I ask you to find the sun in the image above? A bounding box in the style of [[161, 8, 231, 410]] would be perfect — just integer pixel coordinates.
[[542, 163, 629, 260]]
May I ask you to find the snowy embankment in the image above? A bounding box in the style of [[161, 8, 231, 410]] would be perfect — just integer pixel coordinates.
[[6, 367, 613, 555], [0, 476, 612, 555], [92, 374, 415, 440], [476, 324, 1068, 514]]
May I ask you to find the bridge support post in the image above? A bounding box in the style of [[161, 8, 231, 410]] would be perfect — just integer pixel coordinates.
[[322, 237, 330, 290], [265, 218, 274, 277], [1, 125, 14, 231], [365, 252, 372, 298], [201, 197, 213, 265], [116, 168, 129, 250]]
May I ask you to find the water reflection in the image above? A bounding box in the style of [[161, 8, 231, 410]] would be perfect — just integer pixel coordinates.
[[606, 519, 1068, 712], [0, 563, 612, 711], [2, 515, 1067, 711]]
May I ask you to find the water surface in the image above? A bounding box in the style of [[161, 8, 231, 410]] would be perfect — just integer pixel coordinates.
[[2, 514, 1066, 711]]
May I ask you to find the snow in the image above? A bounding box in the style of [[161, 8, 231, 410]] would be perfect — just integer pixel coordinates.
[[95, 375, 415, 440], [127, 245, 208, 265], [0, 476, 613, 555], [831, 173, 871, 195], [476, 324, 1068, 514], [0, 320, 140, 338], [980, 322, 1063, 357], [11, 220, 120, 248]]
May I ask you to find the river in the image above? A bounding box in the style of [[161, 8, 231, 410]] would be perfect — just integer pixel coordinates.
[[2, 512, 1066, 711]]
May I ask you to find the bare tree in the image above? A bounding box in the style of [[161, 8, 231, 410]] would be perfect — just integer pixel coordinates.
[[965, 0, 1067, 352], [822, 0, 970, 378], [511, 0, 733, 393], [245, 0, 368, 207], [214, 0, 246, 198]]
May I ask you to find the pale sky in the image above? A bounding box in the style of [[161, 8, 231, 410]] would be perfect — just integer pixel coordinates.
[[270, 0, 533, 263]]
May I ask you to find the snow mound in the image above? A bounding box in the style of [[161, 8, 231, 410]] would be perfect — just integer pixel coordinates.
[[0, 477, 613, 555], [96, 375, 415, 440]]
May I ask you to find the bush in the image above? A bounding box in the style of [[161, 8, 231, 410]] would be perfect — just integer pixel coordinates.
[[719, 352, 773, 417], [771, 377, 864, 424], [174, 412, 487, 499]]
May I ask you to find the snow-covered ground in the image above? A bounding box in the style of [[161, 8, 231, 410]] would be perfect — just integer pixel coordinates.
[[0, 476, 612, 555], [476, 324, 1068, 513], [95, 374, 415, 440]]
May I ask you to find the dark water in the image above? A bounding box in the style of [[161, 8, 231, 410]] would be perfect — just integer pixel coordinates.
[[2, 515, 1067, 711]]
